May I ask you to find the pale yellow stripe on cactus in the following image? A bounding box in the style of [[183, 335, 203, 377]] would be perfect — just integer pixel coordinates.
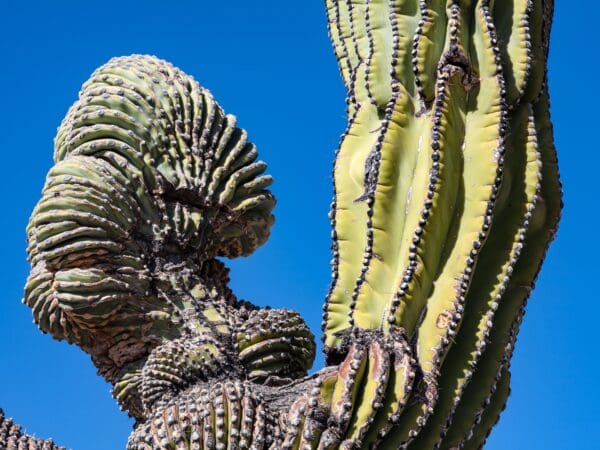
[[410, 103, 541, 449], [352, 90, 424, 331], [416, 1, 503, 376], [325, 104, 382, 349], [389, 70, 467, 336]]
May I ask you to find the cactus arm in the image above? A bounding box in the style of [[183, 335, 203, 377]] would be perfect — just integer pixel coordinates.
[[321, 0, 558, 447]]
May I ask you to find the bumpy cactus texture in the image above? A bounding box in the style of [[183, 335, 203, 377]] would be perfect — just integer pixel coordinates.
[[0, 409, 63, 450], [4, 0, 560, 449]]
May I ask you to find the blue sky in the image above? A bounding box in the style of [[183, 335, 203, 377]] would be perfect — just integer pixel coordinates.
[[0, 1, 597, 449]]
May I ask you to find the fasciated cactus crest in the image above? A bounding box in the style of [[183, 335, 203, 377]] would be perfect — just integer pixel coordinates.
[[2, 1, 560, 449]]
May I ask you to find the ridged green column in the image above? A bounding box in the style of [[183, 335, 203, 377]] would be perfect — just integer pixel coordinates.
[[315, 0, 561, 448]]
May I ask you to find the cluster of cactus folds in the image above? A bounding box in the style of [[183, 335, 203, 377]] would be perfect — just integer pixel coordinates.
[[3, 0, 560, 449]]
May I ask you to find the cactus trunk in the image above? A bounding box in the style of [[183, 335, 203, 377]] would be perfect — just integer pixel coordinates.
[[320, 0, 560, 447]]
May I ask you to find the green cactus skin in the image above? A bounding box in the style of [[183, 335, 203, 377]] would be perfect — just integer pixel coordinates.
[[19, 55, 320, 449], [4, 0, 560, 448], [24, 55, 280, 393], [318, 0, 560, 448]]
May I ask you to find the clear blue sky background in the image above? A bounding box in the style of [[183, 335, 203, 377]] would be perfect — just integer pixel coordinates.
[[0, 1, 597, 449]]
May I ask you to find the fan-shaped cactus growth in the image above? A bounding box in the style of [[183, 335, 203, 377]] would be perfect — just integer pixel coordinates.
[[3, 0, 560, 449]]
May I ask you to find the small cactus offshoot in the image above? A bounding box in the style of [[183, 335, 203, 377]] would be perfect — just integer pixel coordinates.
[[4, 0, 560, 449]]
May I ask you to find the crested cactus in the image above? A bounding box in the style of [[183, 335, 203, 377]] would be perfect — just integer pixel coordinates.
[[4, 0, 560, 449]]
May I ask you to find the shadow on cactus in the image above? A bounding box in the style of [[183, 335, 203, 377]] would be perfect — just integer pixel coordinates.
[[2, 0, 561, 449]]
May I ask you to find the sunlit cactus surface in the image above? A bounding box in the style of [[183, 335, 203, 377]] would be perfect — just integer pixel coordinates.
[[3, 0, 560, 449]]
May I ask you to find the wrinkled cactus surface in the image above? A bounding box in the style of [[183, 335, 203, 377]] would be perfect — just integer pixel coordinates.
[[3, 0, 560, 449]]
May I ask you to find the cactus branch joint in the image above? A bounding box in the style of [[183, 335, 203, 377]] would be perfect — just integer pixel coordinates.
[[2, 0, 560, 449]]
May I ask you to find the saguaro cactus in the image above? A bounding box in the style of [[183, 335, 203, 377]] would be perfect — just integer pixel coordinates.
[[319, 0, 561, 447], [4, 0, 560, 449]]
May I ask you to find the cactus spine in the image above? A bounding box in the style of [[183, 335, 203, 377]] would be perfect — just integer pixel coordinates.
[[3, 0, 560, 449]]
